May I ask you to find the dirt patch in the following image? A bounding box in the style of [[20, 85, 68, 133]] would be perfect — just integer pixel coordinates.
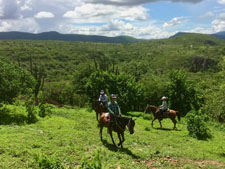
[[195, 160, 225, 168]]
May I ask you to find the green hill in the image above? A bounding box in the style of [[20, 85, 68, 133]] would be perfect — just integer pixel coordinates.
[[0, 31, 142, 43], [0, 105, 224, 168], [0, 33, 224, 81]]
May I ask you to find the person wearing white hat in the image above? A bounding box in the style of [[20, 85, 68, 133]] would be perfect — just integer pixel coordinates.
[[159, 96, 168, 115]]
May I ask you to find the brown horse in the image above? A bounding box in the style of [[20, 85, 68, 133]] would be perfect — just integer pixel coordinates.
[[99, 113, 136, 148], [93, 100, 108, 121], [144, 104, 180, 130]]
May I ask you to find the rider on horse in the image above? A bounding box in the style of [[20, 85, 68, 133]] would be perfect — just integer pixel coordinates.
[[159, 96, 168, 115], [107, 94, 121, 132], [99, 90, 108, 109]]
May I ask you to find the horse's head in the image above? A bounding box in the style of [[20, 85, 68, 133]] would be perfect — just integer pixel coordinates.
[[127, 118, 136, 134], [144, 104, 158, 114]]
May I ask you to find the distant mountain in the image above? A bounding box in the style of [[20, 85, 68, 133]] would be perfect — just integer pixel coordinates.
[[0, 31, 143, 43], [211, 31, 225, 40], [171, 31, 225, 40]]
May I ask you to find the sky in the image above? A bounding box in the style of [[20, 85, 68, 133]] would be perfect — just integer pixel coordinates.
[[0, 0, 225, 39]]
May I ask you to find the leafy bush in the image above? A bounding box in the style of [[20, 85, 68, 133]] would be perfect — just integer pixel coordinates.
[[25, 99, 38, 124], [186, 109, 212, 140], [38, 92, 52, 117], [36, 153, 64, 169], [81, 151, 102, 169]]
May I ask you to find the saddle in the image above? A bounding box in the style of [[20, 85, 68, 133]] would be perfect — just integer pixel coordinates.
[[162, 110, 169, 118], [103, 113, 111, 123]]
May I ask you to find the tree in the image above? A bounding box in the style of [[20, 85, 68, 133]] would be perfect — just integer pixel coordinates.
[[85, 71, 144, 112], [168, 70, 202, 116], [0, 60, 35, 103]]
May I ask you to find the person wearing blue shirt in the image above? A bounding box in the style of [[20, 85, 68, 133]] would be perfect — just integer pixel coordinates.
[[107, 94, 121, 133]]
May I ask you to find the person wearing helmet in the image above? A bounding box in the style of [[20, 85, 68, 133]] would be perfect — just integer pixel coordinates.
[[107, 94, 121, 133], [159, 96, 168, 115], [98, 90, 108, 108]]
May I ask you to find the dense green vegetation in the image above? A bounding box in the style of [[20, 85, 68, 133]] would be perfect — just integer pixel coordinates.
[[0, 33, 225, 121], [0, 33, 225, 168]]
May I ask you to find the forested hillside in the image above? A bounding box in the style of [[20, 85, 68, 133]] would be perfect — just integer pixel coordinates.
[[0, 33, 225, 121], [0, 32, 225, 169]]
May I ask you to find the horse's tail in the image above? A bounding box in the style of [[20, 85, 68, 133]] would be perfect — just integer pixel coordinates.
[[176, 111, 181, 121]]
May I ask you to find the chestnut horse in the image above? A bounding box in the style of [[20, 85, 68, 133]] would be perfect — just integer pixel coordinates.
[[93, 100, 108, 121], [99, 113, 136, 148], [144, 104, 180, 130]]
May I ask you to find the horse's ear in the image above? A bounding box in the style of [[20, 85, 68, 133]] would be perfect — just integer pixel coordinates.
[[133, 118, 137, 121]]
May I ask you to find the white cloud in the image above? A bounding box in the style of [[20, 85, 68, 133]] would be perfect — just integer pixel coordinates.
[[101, 19, 133, 31], [0, 21, 11, 32], [163, 17, 187, 27], [218, 13, 225, 20], [212, 19, 225, 32], [34, 11, 55, 19], [64, 4, 149, 23], [58, 20, 176, 39], [218, 0, 225, 5], [211, 12, 225, 32], [199, 11, 214, 19], [187, 27, 213, 34], [0, 18, 39, 32], [20, 0, 32, 11]]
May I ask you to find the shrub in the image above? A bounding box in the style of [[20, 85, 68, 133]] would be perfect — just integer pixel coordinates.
[[81, 150, 102, 169], [25, 99, 38, 124], [36, 153, 64, 169], [186, 109, 212, 140], [38, 92, 52, 117]]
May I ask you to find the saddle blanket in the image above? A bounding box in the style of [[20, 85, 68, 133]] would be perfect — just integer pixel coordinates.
[[104, 113, 110, 123]]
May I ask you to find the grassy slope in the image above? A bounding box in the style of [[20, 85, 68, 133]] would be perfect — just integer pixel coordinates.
[[0, 106, 224, 169]]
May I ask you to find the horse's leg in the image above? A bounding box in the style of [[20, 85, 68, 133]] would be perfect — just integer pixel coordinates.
[[117, 133, 122, 147], [152, 117, 156, 128], [172, 118, 177, 130], [99, 125, 103, 141], [109, 131, 116, 146], [120, 132, 125, 148], [158, 119, 162, 128]]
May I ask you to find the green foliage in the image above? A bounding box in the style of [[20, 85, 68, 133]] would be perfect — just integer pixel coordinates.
[[0, 60, 35, 103], [0, 104, 28, 125], [187, 109, 212, 140], [140, 72, 168, 106], [38, 92, 52, 117], [25, 98, 38, 124], [85, 71, 144, 112], [81, 150, 102, 169], [168, 70, 203, 116], [36, 153, 64, 169]]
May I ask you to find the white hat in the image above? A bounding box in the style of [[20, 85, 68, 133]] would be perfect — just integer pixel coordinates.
[[161, 96, 167, 100]]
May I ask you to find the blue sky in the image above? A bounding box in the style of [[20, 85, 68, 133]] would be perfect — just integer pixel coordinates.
[[0, 0, 225, 39]]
